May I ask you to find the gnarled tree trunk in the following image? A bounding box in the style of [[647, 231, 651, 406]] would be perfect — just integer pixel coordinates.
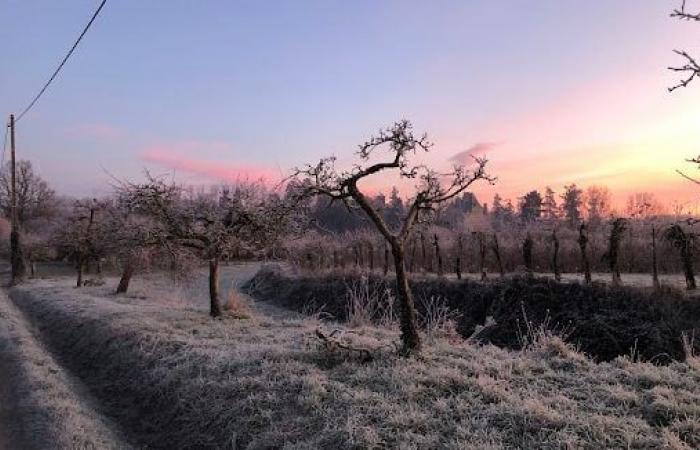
[[391, 242, 421, 354], [116, 261, 135, 294], [209, 258, 222, 317]]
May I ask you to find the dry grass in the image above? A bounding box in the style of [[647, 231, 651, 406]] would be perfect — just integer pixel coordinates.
[[6, 269, 700, 449], [223, 290, 254, 319]]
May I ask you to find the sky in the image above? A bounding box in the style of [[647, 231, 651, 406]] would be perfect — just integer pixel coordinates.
[[2, 1, 700, 212]]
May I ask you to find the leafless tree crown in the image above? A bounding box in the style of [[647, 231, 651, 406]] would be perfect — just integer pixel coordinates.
[[294, 120, 495, 243], [669, 1, 700, 91]]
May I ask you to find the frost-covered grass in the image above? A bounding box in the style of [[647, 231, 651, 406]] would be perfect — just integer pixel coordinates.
[[7, 269, 700, 449], [0, 291, 129, 449]]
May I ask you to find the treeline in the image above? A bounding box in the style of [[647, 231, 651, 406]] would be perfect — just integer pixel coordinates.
[[290, 183, 695, 283]]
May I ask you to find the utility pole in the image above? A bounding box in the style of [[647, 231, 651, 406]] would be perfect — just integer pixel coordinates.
[[9, 114, 26, 284]]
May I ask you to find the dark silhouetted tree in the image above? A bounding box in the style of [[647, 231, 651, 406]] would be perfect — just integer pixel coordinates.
[[295, 120, 494, 354], [665, 223, 697, 290], [603, 218, 627, 286], [561, 184, 584, 227], [541, 186, 559, 220], [669, 1, 700, 91], [519, 190, 542, 223]]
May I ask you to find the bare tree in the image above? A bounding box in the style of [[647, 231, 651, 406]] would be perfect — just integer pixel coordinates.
[[0, 160, 56, 229], [102, 199, 159, 294], [669, 1, 700, 91], [53, 199, 111, 287], [603, 218, 627, 286], [665, 223, 697, 290], [295, 120, 494, 353], [122, 176, 301, 317]]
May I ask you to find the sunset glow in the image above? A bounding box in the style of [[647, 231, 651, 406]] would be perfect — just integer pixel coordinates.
[[2, 1, 700, 209]]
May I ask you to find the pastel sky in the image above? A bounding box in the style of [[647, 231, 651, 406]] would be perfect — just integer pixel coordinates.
[[2, 1, 700, 211]]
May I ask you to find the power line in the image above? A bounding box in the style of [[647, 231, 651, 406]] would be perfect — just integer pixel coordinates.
[[15, 0, 107, 123]]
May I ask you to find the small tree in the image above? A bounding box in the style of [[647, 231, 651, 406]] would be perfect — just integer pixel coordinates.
[[123, 176, 300, 316], [0, 160, 56, 229], [603, 218, 627, 286], [53, 199, 111, 287], [103, 199, 159, 295], [665, 223, 697, 290], [295, 120, 494, 353]]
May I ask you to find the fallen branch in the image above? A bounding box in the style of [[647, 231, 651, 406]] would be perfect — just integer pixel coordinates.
[[315, 328, 374, 362]]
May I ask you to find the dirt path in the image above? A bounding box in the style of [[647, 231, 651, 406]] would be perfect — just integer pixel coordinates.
[[0, 310, 26, 450], [220, 262, 302, 321]]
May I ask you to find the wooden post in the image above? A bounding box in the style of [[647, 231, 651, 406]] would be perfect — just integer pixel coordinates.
[[433, 234, 443, 277], [478, 232, 487, 281], [491, 233, 505, 278], [552, 229, 561, 282], [420, 232, 427, 272], [652, 225, 660, 290], [578, 222, 592, 284], [523, 233, 534, 278], [383, 242, 389, 276], [454, 233, 463, 280], [8, 115, 26, 284]]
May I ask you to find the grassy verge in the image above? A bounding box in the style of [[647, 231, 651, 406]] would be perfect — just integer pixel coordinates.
[[0, 291, 129, 449], [7, 274, 700, 449]]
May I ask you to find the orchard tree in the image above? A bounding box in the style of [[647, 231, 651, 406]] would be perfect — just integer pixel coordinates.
[[103, 198, 159, 294], [122, 176, 301, 317], [295, 120, 494, 354], [53, 199, 111, 287]]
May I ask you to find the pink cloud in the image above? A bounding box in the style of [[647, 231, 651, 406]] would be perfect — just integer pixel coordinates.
[[140, 147, 280, 184], [69, 123, 124, 140], [449, 142, 501, 165]]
